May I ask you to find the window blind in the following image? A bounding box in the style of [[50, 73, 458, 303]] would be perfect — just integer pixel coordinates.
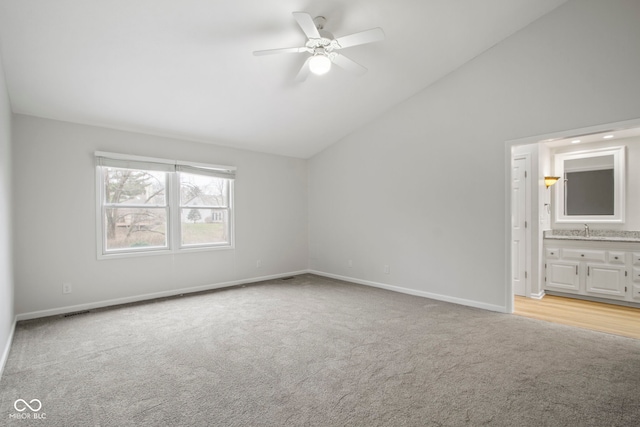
[[175, 164, 236, 179], [95, 152, 236, 179]]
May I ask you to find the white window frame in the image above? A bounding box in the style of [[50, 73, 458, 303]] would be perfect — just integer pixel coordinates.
[[95, 151, 235, 259]]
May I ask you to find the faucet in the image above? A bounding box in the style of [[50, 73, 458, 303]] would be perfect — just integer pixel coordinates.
[[584, 224, 590, 238]]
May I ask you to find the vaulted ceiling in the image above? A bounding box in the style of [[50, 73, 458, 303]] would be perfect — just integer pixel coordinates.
[[0, 0, 567, 158]]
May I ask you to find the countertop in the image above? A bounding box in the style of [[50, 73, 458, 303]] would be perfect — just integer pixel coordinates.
[[543, 230, 640, 243]]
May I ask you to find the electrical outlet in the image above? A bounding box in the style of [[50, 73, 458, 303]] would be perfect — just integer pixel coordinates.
[[256, 259, 261, 268], [62, 283, 72, 294], [383, 265, 390, 274], [348, 260, 353, 268]]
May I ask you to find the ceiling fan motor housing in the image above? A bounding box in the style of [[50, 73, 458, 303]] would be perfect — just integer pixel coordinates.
[[305, 31, 339, 52]]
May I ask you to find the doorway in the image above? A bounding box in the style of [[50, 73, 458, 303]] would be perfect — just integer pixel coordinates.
[[505, 117, 640, 314]]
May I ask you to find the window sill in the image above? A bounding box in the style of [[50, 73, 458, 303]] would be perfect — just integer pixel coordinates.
[[97, 244, 234, 260]]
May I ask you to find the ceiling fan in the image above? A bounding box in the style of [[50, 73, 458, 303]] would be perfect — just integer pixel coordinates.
[[253, 12, 385, 81]]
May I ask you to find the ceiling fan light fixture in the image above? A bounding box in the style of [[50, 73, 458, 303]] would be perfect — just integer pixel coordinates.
[[253, 12, 385, 81], [309, 54, 331, 75]]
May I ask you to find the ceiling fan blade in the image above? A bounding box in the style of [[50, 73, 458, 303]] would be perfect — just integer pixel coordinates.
[[334, 27, 385, 49], [331, 53, 367, 75], [292, 12, 321, 39], [253, 46, 308, 56], [295, 57, 312, 82]]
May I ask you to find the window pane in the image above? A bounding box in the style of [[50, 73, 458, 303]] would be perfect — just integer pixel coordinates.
[[105, 207, 167, 250], [103, 167, 166, 205], [181, 208, 229, 246], [179, 173, 228, 207]]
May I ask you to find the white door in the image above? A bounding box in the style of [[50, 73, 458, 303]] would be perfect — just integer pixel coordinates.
[[512, 157, 528, 296]]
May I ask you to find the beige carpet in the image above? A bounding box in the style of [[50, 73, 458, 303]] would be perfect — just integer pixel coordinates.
[[1, 274, 639, 426]]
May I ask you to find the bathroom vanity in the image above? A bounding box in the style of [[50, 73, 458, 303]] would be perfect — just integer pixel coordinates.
[[544, 230, 640, 303]]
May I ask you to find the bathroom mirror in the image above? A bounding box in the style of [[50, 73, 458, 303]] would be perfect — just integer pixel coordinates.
[[553, 146, 625, 223]]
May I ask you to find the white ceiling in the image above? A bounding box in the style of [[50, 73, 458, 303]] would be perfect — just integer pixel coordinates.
[[0, 0, 567, 158]]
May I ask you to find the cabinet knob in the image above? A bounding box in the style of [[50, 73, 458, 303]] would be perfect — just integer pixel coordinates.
[[581, 254, 585, 257], [614, 256, 619, 259]]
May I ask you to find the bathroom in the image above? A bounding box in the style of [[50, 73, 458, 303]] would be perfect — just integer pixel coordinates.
[[510, 120, 640, 308]]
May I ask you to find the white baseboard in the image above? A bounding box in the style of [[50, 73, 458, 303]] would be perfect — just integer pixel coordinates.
[[15, 269, 508, 321], [308, 270, 507, 313], [15, 270, 309, 321], [530, 291, 545, 300], [0, 317, 17, 378]]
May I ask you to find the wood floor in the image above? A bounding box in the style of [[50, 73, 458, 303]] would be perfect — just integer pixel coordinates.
[[514, 295, 640, 340]]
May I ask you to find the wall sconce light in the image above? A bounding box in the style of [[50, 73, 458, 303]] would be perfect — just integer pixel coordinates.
[[544, 176, 560, 188]]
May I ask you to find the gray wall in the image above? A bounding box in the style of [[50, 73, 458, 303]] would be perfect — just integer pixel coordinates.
[[0, 46, 13, 371], [12, 115, 308, 316], [308, 0, 640, 311]]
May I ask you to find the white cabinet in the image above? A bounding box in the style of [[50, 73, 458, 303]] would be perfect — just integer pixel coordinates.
[[546, 261, 580, 292], [585, 264, 626, 298], [544, 239, 639, 303], [632, 254, 640, 299]]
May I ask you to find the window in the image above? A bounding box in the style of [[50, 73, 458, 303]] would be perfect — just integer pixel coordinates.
[[102, 167, 169, 251], [96, 152, 235, 257], [178, 169, 231, 247]]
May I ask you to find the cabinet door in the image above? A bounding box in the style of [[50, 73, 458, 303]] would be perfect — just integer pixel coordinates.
[[546, 261, 580, 293], [586, 263, 626, 298]]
